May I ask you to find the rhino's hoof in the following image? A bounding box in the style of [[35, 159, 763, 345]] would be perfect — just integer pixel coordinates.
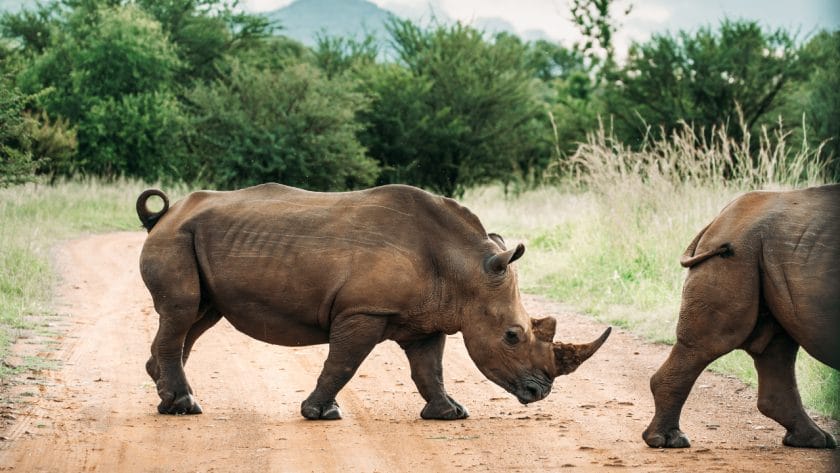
[[643, 429, 690, 448], [158, 393, 202, 415], [301, 400, 342, 420], [420, 396, 469, 420], [783, 428, 837, 449]]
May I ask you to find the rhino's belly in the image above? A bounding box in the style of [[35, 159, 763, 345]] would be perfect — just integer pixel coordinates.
[[221, 308, 330, 347]]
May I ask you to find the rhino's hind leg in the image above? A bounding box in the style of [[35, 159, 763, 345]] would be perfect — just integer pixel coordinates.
[[644, 253, 761, 448], [150, 305, 205, 415], [145, 305, 221, 383], [749, 332, 837, 449], [143, 249, 205, 415], [300, 314, 388, 420], [400, 333, 468, 420]]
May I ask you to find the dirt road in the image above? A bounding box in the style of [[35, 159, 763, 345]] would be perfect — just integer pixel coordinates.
[[0, 232, 837, 472]]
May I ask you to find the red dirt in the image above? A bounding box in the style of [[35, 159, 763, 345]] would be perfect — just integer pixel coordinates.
[[0, 232, 837, 472]]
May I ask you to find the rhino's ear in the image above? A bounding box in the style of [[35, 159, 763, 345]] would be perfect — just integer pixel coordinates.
[[488, 233, 506, 249], [485, 243, 525, 274], [532, 316, 557, 342]]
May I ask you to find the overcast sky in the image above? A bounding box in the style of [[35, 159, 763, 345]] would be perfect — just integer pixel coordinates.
[[243, 0, 840, 53]]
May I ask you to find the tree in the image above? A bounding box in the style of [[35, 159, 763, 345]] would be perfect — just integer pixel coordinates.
[[17, 3, 188, 181], [184, 61, 378, 190], [791, 30, 840, 179], [135, 0, 272, 84], [606, 20, 806, 147], [312, 34, 378, 80], [357, 19, 551, 196], [0, 83, 35, 186], [569, 0, 631, 80]]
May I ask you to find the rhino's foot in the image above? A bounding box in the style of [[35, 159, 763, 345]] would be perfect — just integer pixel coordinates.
[[420, 396, 469, 420], [157, 392, 203, 415], [642, 428, 690, 448], [301, 399, 342, 420], [783, 427, 837, 449]]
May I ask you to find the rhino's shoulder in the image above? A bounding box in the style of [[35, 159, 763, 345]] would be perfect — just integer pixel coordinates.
[[367, 185, 487, 236]]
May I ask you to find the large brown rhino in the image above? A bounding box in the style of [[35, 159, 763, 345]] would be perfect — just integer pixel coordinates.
[[643, 184, 839, 449], [137, 183, 610, 420]]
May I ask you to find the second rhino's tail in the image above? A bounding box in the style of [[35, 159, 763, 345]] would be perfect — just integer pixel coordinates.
[[679, 224, 734, 268], [136, 189, 170, 232]]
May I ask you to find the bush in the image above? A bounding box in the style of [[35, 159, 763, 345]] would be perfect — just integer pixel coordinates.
[[27, 111, 78, 179], [605, 20, 805, 148], [17, 3, 187, 180], [357, 20, 552, 196], [0, 84, 35, 186], [185, 61, 378, 190]]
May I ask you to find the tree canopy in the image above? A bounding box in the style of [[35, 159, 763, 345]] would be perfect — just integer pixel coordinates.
[[0, 0, 836, 190]]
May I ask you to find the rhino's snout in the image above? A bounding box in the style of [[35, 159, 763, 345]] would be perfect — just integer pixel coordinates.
[[515, 378, 552, 405]]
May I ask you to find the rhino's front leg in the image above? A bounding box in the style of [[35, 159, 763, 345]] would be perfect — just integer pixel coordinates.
[[301, 314, 388, 420], [400, 332, 468, 420]]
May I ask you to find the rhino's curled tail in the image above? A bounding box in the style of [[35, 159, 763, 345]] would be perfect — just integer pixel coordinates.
[[679, 224, 734, 268], [136, 189, 170, 232]]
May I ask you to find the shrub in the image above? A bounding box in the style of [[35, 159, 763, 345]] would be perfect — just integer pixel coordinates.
[[185, 61, 378, 190]]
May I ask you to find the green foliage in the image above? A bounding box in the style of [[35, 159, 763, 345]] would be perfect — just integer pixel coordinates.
[[234, 34, 311, 71], [0, 0, 834, 193], [80, 91, 187, 180], [0, 82, 35, 186], [136, 0, 272, 84], [185, 61, 378, 190], [0, 2, 58, 55], [794, 30, 840, 179], [569, 0, 631, 77], [26, 111, 78, 178], [358, 19, 552, 196], [18, 3, 188, 181], [312, 34, 378, 79], [606, 20, 805, 148]]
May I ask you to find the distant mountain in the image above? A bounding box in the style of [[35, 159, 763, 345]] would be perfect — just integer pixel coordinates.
[[263, 0, 395, 47], [260, 0, 553, 48], [0, 0, 30, 13]]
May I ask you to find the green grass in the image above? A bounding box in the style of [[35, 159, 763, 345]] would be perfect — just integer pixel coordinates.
[[463, 120, 839, 420], [0, 178, 166, 376]]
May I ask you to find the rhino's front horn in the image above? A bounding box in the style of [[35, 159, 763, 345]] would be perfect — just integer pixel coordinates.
[[552, 327, 612, 377]]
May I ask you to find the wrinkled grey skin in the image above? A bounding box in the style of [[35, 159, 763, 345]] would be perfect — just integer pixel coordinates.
[[137, 183, 610, 420], [644, 184, 839, 449]]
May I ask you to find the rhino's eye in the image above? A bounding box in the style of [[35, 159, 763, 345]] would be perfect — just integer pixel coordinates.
[[504, 328, 521, 345]]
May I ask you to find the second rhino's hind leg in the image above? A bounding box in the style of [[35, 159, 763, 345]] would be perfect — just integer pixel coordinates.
[[399, 333, 468, 420], [643, 255, 760, 448], [749, 332, 837, 448], [643, 341, 721, 448]]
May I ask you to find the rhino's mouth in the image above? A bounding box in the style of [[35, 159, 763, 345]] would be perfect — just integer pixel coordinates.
[[513, 375, 552, 404]]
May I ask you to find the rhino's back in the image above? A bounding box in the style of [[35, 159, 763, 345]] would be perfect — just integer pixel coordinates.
[[697, 184, 840, 257]]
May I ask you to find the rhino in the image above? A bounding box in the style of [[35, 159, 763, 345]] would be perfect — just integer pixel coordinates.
[[136, 183, 610, 420], [643, 184, 839, 449]]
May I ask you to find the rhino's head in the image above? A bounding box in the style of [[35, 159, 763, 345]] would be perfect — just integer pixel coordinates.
[[459, 234, 611, 404]]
